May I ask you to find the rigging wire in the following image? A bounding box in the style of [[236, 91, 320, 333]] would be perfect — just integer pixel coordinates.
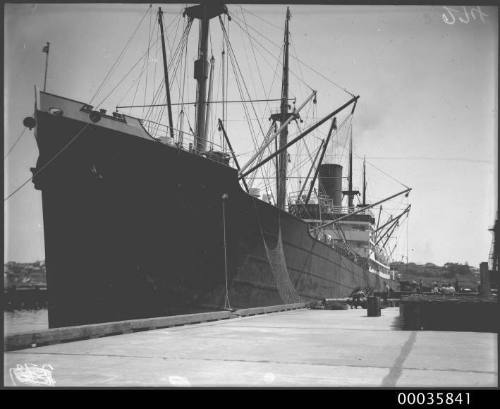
[[210, 54, 221, 149], [240, 6, 283, 31], [237, 7, 286, 198], [144, 17, 193, 134], [89, 5, 152, 106], [220, 17, 275, 201], [130, 9, 156, 116], [97, 49, 155, 110], [236, 12, 264, 142], [229, 14, 313, 93], [221, 194, 231, 310], [220, 18, 267, 145], [225, 15, 230, 152], [107, 9, 188, 133], [245, 47, 282, 191], [150, 9, 184, 139], [119, 38, 160, 112], [177, 17, 190, 143], [147, 9, 185, 127], [221, 22, 226, 150], [239, 7, 269, 112], [335, 115, 353, 165], [96, 26, 166, 110], [287, 120, 314, 179], [4, 128, 27, 160], [143, 8, 154, 118], [354, 152, 410, 190], [290, 110, 351, 201], [231, 12, 356, 97], [4, 124, 91, 202], [147, 23, 160, 126]]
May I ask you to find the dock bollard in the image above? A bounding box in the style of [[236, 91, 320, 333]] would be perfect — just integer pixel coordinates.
[[367, 296, 381, 317]]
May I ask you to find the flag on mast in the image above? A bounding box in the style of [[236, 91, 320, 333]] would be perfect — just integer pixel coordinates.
[[42, 42, 50, 91]]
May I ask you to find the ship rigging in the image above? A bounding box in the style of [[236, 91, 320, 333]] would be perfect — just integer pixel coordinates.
[[19, 3, 412, 326], [31, 2, 413, 274]]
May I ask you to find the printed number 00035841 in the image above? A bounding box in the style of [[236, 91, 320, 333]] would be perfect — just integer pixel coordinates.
[[397, 392, 471, 406]]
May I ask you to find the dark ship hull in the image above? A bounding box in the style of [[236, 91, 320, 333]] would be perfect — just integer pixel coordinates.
[[32, 91, 385, 328]]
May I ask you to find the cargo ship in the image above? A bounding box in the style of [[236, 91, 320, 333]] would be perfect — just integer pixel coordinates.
[[24, 3, 411, 327]]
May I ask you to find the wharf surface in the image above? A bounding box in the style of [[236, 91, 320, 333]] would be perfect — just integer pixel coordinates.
[[4, 307, 497, 387]]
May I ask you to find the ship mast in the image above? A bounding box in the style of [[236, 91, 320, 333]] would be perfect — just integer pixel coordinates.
[[272, 7, 291, 210], [158, 8, 175, 140], [343, 126, 359, 211], [362, 156, 367, 206], [348, 135, 353, 208], [184, 2, 228, 153], [489, 212, 499, 273]]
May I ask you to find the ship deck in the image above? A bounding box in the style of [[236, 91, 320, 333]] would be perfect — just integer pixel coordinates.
[[4, 307, 497, 387]]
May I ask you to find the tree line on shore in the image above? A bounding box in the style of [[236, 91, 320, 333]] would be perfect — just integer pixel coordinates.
[[391, 261, 480, 290], [4, 261, 46, 289]]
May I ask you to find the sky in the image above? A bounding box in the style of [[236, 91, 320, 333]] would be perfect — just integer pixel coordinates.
[[4, 3, 498, 267]]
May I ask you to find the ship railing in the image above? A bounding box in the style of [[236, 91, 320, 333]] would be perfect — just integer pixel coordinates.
[[327, 206, 376, 217], [288, 195, 375, 217], [306, 222, 370, 269], [140, 119, 232, 165], [287, 192, 322, 205]]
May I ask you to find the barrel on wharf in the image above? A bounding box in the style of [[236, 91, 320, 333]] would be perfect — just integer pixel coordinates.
[[367, 296, 381, 317]]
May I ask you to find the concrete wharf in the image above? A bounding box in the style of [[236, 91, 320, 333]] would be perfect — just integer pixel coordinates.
[[4, 305, 497, 387]]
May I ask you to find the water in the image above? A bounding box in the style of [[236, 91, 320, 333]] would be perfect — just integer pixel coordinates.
[[4, 309, 48, 335]]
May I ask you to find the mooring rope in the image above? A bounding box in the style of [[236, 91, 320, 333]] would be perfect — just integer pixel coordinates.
[[4, 124, 91, 202], [4, 128, 27, 160], [221, 193, 232, 310]]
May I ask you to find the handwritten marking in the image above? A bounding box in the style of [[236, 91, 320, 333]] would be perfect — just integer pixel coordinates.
[[9, 363, 56, 386], [442, 6, 488, 25]]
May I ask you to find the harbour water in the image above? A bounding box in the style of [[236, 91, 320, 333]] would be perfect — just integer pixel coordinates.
[[4, 309, 48, 335]]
